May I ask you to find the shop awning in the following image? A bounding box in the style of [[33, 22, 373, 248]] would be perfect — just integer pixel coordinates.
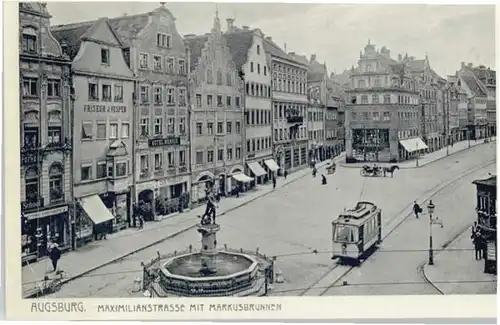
[[399, 137, 428, 153], [247, 162, 267, 177], [264, 159, 280, 172], [232, 172, 253, 183], [79, 195, 114, 225]]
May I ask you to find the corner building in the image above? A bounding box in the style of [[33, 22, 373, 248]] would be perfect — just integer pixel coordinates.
[[105, 5, 191, 219], [264, 38, 309, 172], [52, 17, 135, 241], [345, 42, 423, 163], [20, 3, 73, 262], [185, 12, 247, 203], [224, 21, 276, 187]]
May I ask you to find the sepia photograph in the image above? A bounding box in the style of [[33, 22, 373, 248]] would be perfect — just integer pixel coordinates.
[[5, 0, 497, 320]]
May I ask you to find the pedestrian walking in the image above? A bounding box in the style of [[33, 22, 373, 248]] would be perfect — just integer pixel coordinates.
[[321, 174, 327, 185], [472, 230, 482, 260], [284, 170, 288, 179], [413, 201, 422, 219], [138, 215, 144, 230], [272, 177, 276, 189], [312, 167, 317, 178], [48, 242, 61, 272], [471, 221, 478, 236]]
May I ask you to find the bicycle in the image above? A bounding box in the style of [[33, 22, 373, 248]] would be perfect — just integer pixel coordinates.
[[37, 269, 69, 296]]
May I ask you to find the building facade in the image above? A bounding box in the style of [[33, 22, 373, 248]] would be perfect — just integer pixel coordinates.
[[306, 55, 327, 162], [20, 3, 73, 262], [105, 5, 191, 220], [447, 75, 469, 142], [224, 21, 275, 187], [185, 12, 247, 204], [345, 42, 423, 163], [457, 68, 488, 140], [325, 78, 346, 158], [52, 17, 135, 240], [473, 176, 497, 274], [264, 38, 309, 172]]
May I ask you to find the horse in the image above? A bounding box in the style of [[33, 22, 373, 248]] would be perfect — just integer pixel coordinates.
[[383, 165, 400, 178]]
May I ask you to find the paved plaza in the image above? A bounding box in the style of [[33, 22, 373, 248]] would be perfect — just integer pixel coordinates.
[[29, 141, 496, 298]]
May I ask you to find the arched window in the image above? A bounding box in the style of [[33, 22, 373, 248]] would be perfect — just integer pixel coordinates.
[[25, 167, 39, 203], [49, 163, 64, 203], [216, 69, 222, 85]]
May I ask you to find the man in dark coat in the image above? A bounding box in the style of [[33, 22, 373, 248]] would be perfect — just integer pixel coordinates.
[[284, 170, 288, 179], [472, 230, 483, 260], [48, 243, 61, 272], [272, 177, 276, 189], [413, 201, 421, 219]]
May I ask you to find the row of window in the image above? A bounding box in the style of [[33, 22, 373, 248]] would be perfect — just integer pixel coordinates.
[[88, 81, 124, 102], [139, 53, 186, 74], [308, 112, 324, 122], [81, 120, 130, 140], [272, 63, 307, 80], [274, 126, 307, 142], [194, 146, 242, 165], [398, 111, 419, 120], [308, 130, 325, 141], [246, 109, 272, 126], [326, 129, 343, 139], [24, 164, 65, 205], [246, 136, 272, 153], [272, 77, 306, 94], [195, 94, 241, 108], [398, 129, 419, 140], [23, 126, 62, 147], [245, 82, 271, 98], [325, 111, 338, 120], [139, 117, 186, 137], [194, 120, 241, 136], [22, 78, 61, 98], [356, 77, 416, 91], [249, 62, 268, 76], [351, 94, 418, 105], [351, 111, 391, 121], [205, 69, 237, 87], [139, 150, 187, 172], [81, 160, 129, 181], [139, 85, 186, 106], [273, 104, 307, 120]]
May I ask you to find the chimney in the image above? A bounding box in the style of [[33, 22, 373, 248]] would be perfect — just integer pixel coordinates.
[[284, 43, 287, 52], [266, 36, 272, 41], [311, 54, 317, 62], [242, 25, 249, 30], [226, 18, 234, 32], [461, 62, 465, 68], [398, 54, 402, 62]]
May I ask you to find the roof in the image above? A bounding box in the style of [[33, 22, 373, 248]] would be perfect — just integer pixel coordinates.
[[184, 35, 209, 71], [262, 38, 306, 67], [473, 175, 496, 187], [108, 13, 150, 47], [406, 59, 426, 72], [223, 31, 254, 70], [51, 22, 94, 60], [461, 75, 487, 97]]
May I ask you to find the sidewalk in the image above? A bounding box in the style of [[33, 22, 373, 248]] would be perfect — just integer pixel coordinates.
[[422, 229, 497, 295], [22, 154, 343, 298], [340, 137, 495, 169]]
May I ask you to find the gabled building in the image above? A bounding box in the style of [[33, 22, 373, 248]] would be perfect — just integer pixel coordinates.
[[20, 2, 73, 262], [52, 17, 135, 239], [325, 78, 346, 158], [264, 37, 309, 172], [345, 42, 423, 163], [224, 20, 276, 188], [185, 11, 247, 202]]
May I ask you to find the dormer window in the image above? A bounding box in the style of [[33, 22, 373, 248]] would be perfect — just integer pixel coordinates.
[[157, 33, 172, 48], [101, 48, 110, 64], [22, 28, 37, 54]]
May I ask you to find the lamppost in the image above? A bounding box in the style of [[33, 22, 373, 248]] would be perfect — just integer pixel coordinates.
[[427, 200, 444, 266]]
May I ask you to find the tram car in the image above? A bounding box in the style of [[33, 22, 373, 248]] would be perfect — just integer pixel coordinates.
[[331, 201, 382, 265]]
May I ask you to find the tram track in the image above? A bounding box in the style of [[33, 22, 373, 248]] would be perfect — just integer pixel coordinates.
[[297, 159, 495, 296]]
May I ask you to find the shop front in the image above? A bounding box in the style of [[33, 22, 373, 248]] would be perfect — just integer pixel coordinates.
[[246, 161, 267, 188], [398, 137, 428, 162], [231, 166, 253, 195], [155, 174, 190, 217], [351, 128, 391, 162], [21, 204, 70, 264], [263, 158, 280, 178], [77, 194, 115, 241]]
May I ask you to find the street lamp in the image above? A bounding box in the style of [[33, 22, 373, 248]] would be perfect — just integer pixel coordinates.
[[427, 200, 435, 265]]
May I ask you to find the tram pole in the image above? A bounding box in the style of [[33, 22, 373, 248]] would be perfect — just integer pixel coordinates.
[[427, 200, 436, 265]]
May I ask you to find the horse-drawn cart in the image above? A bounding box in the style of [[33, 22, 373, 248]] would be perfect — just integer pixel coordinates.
[[360, 165, 399, 178]]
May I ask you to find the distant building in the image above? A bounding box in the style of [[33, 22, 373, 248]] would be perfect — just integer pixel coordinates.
[[447, 75, 469, 142], [345, 42, 423, 163], [325, 78, 345, 158], [20, 3, 73, 262], [224, 20, 276, 187], [52, 17, 135, 239], [264, 38, 309, 172], [185, 11, 247, 202], [473, 175, 497, 274]]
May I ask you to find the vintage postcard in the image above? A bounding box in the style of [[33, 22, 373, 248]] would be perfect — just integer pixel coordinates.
[[3, 0, 497, 321]]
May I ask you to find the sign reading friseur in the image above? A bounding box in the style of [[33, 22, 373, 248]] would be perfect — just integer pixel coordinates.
[[83, 104, 127, 113], [149, 137, 181, 147]]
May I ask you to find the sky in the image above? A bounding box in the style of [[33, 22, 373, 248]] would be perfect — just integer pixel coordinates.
[[47, 2, 496, 77]]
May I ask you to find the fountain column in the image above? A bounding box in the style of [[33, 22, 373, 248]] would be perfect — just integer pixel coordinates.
[[197, 223, 221, 275]]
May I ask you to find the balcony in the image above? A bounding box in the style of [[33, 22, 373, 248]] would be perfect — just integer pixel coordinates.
[[178, 165, 188, 174], [286, 115, 304, 124], [139, 169, 150, 180], [167, 166, 177, 175], [154, 169, 165, 177], [21, 195, 44, 211]]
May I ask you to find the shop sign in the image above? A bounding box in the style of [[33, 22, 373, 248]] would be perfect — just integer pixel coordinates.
[[83, 104, 127, 113], [149, 137, 181, 147], [24, 206, 68, 220]]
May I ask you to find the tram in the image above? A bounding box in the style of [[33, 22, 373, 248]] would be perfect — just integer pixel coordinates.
[[331, 201, 382, 265]]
